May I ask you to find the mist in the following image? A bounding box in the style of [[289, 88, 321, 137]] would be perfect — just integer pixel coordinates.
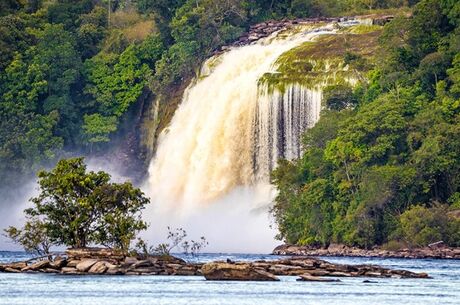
[[0, 180, 38, 251], [142, 183, 280, 254]]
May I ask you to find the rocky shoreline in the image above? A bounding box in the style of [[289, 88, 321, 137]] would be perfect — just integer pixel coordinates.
[[0, 248, 430, 281], [273, 244, 460, 259]]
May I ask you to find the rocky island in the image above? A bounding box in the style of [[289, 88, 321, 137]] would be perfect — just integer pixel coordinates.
[[0, 248, 429, 281]]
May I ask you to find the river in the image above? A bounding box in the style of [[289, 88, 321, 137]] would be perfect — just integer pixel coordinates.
[[0, 252, 459, 305]]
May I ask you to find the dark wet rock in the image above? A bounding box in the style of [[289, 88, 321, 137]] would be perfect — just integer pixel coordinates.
[[202, 262, 280, 281], [50, 257, 67, 269]]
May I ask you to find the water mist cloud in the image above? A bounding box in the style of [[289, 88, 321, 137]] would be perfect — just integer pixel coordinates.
[[142, 183, 280, 254]]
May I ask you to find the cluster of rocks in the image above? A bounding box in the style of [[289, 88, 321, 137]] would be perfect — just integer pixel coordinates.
[[0, 248, 202, 276], [0, 247, 430, 281], [201, 257, 429, 282], [216, 14, 396, 53], [273, 243, 460, 259], [226, 17, 338, 49]]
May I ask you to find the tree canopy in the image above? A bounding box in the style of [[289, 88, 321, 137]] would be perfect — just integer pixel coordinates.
[[11, 158, 150, 252]]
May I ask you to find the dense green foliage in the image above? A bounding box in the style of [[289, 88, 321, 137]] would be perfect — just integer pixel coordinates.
[[272, 0, 460, 248], [22, 158, 149, 251], [0, 0, 414, 188]]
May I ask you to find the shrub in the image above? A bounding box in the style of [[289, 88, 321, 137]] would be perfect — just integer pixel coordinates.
[[399, 204, 460, 247]]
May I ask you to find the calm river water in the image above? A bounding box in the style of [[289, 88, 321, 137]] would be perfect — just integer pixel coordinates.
[[0, 252, 459, 305]]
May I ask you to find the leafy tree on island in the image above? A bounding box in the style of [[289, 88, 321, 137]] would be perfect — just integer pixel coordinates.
[[4, 157, 150, 254]]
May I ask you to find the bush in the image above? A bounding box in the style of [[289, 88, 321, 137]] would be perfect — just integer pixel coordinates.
[[381, 240, 406, 251], [323, 84, 357, 111], [399, 204, 460, 247]]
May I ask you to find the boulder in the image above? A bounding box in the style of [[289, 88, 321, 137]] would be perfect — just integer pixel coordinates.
[[132, 260, 152, 269], [201, 262, 279, 281], [88, 261, 108, 274], [27, 260, 50, 271], [50, 257, 67, 269], [61, 267, 80, 274], [5, 262, 27, 270], [42, 268, 60, 274], [297, 274, 341, 282], [268, 264, 303, 275], [106, 267, 125, 275], [66, 260, 81, 267], [76, 259, 98, 272], [124, 257, 138, 265], [66, 247, 124, 261]]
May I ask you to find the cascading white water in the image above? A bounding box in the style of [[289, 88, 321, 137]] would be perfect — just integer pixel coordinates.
[[144, 22, 357, 252], [147, 27, 334, 205], [254, 84, 322, 181]]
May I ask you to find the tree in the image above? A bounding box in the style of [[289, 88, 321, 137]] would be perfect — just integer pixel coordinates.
[[92, 182, 149, 252], [84, 44, 151, 117], [26, 157, 150, 251], [3, 217, 52, 256], [82, 114, 118, 147]]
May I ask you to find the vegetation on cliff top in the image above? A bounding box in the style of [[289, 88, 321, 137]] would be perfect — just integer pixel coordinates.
[[271, 0, 460, 249]]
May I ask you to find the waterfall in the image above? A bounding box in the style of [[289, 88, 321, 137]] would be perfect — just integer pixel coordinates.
[[147, 27, 335, 206], [143, 22, 353, 252], [254, 84, 322, 181]]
